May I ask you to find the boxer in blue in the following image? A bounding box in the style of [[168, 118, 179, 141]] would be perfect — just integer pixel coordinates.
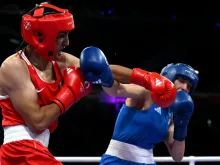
[[80, 47, 199, 165]]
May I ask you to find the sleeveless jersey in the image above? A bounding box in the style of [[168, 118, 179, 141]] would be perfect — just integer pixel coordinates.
[[0, 51, 63, 133], [112, 103, 173, 149]]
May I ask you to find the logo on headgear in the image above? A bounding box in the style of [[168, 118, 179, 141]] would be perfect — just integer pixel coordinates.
[[24, 21, 31, 30], [160, 63, 199, 95], [21, 3, 75, 61], [185, 69, 198, 80], [68, 21, 73, 25]]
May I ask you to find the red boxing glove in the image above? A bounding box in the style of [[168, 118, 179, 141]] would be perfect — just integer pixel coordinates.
[[52, 66, 92, 114], [130, 68, 176, 108]]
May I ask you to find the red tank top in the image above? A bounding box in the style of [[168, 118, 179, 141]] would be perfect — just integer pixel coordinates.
[[0, 51, 63, 133]]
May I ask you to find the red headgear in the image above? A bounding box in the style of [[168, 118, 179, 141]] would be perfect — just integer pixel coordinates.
[[21, 3, 75, 61]]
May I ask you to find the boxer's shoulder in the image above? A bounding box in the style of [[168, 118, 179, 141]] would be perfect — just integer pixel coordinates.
[[0, 53, 30, 88], [1, 54, 27, 72], [56, 51, 79, 70]]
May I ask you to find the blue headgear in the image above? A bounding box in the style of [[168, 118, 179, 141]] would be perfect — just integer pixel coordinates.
[[160, 63, 199, 94]]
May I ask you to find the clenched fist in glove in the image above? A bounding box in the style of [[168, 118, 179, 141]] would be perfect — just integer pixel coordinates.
[[53, 66, 92, 115], [80, 46, 114, 88], [169, 91, 194, 141], [130, 68, 176, 108]]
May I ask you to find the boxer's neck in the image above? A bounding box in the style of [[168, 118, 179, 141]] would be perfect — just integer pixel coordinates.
[[25, 47, 51, 71]]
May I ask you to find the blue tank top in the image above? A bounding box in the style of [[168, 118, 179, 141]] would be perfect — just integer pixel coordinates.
[[112, 104, 172, 149]]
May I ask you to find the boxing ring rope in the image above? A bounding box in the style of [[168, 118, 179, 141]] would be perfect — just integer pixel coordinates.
[[55, 156, 220, 165]]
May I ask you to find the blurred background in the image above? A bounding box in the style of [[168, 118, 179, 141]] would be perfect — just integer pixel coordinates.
[[0, 0, 220, 164]]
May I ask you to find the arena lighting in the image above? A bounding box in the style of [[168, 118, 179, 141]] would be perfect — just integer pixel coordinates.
[[98, 91, 125, 111], [171, 15, 176, 19], [100, 9, 114, 16], [99, 92, 125, 104]]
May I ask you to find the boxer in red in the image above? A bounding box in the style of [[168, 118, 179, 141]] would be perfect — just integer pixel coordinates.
[[0, 3, 91, 165], [0, 3, 176, 165]]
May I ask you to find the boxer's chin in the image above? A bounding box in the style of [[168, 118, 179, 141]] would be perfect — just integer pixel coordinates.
[[55, 51, 63, 60], [177, 89, 183, 92]]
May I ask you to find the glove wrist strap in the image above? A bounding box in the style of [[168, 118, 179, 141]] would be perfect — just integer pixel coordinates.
[[130, 68, 150, 87], [173, 126, 187, 141], [52, 88, 75, 115]]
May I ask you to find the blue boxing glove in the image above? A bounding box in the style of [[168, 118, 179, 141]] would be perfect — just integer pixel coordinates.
[[169, 91, 194, 141], [80, 46, 114, 87]]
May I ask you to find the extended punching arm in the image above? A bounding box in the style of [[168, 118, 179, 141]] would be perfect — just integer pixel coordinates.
[[80, 46, 114, 88], [80, 46, 176, 108], [110, 65, 132, 84]]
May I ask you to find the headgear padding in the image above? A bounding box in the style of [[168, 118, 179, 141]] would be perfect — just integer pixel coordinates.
[[21, 3, 75, 61], [160, 63, 199, 94]]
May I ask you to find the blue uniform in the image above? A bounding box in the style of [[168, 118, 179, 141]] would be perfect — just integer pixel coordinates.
[[100, 104, 172, 165], [79, 48, 198, 165]]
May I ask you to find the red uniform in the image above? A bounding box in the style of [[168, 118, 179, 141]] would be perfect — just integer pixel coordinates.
[[0, 51, 63, 165]]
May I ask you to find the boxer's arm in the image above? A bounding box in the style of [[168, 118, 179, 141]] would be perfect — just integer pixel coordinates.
[[64, 55, 135, 84], [59, 52, 80, 68], [0, 59, 61, 133], [64, 52, 80, 67], [63, 54, 134, 83], [164, 123, 185, 162], [110, 65, 132, 83], [102, 80, 152, 100]]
